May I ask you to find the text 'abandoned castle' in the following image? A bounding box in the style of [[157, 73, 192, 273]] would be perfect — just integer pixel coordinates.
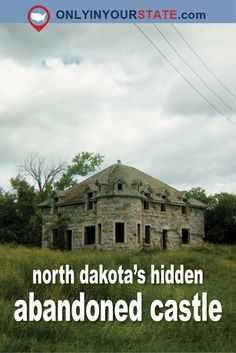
[[39, 161, 206, 251]]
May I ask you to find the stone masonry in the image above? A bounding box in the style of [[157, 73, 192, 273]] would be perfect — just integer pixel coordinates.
[[39, 161, 206, 251]]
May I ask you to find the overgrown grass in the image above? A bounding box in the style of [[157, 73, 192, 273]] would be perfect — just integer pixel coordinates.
[[0, 244, 235, 352]]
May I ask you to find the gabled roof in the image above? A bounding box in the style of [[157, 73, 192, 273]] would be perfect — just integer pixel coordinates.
[[39, 162, 207, 208]]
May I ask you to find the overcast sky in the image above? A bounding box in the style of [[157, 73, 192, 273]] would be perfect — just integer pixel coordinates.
[[0, 24, 235, 194]]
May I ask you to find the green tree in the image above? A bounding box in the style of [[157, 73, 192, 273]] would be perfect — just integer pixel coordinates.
[[188, 187, 236, 244], [205, 193, 236, 244], [0, 152, 104, 247], [21, 152, 104, 194], [10, 176, 41, 246], [0, 191, 18, 244], [188, 187, 208, 204], [55, 152, 104, 190]]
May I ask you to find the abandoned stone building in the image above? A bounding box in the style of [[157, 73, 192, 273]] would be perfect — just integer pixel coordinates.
[[39, 161, 206, 251]]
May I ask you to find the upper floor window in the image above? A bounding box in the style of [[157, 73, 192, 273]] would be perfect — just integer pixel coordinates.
[[182, 205, 187, 215], [144, 193, 150, 210], [132, 184, 139, 192], [117, 182, 123, 191], [87, 192, 93, 210], [161, 203, 166, 212]]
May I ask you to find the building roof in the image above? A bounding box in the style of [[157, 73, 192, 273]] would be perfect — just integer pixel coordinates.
[[39, 161, 207, 209]]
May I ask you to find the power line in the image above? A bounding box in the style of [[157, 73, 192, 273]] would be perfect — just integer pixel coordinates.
[[134, 23, 236, 126], [171, 24, 236, 101], [153, 23, 236, 115]]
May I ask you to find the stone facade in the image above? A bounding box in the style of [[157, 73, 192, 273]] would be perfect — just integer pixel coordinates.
[[39, 162, 206, 251]]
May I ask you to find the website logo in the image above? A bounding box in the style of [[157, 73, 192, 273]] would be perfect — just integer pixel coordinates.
[[28, 5, 51, 32]]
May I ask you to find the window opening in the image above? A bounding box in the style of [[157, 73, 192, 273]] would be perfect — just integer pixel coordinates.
[[115, 223, 125, 243], [84, 226, 96, 245]]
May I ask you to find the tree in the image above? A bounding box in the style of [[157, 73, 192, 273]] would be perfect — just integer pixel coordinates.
[[205, 193, 236, 244], [0, 191, 18, 244], [55, 152, 104, 190], [21, 154, 66, 195], [188, 187, 208, 205], [10, 176, 41, 246], [188, 187, 236, 244], [0, 152, 104, 247], [21, 152, 104, 195]]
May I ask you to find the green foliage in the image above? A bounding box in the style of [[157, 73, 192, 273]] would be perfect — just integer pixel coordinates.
[[0, 152, 104, 247], [0, 192, 18, 243], [205, 193, 236, 244], [188, 187, 236, 244], [188, 186, 208, 204], [0, 244, 235, 352], [0, 176, 41, 246], [55, 152, 104, 190]]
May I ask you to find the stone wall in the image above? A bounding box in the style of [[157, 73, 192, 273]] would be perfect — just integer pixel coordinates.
[[41, 194, 204, 251]]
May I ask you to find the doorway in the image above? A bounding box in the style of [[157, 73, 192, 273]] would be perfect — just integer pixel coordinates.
[[182, 229, 190, 244]]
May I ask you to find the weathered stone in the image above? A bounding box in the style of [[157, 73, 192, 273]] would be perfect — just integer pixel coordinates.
[[39, 162, 206, 251]]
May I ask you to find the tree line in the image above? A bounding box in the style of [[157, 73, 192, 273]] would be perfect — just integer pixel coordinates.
[[0, 152, 104, 247], [188, 187, 236, 244], [0, 155, 235, 246]]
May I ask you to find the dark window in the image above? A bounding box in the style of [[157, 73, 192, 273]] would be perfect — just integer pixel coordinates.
[[161, 203, 166, 212], [87, 193, 93, 210], [65, 230, 72, 251], [117, 183, 123, 191], [137, 223, 141, 244], [162, 229, 168, 250], [53, 229, 73, 251], [182, 229, 190, 244], [182, 205, 187, 214], [84, 226, 96, 245], [144, 193, 150, 210], [98, 224, 102, 245], [144, 225, 151, 244], [115, 223, 125, 243]]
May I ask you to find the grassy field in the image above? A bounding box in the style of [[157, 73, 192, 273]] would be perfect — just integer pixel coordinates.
[[0, 244, 235, 352]]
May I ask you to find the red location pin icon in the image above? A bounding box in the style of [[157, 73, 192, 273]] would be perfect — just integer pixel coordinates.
[[28, 5, 51, 32]]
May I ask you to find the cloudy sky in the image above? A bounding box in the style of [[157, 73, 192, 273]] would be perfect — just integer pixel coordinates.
[[0, 24, 236, 194]]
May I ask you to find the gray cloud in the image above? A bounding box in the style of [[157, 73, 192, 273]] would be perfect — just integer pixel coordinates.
[[0, 23, 236, 195]]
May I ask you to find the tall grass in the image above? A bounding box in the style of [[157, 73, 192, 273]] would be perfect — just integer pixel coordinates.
[[0, 244, 235, 352]]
